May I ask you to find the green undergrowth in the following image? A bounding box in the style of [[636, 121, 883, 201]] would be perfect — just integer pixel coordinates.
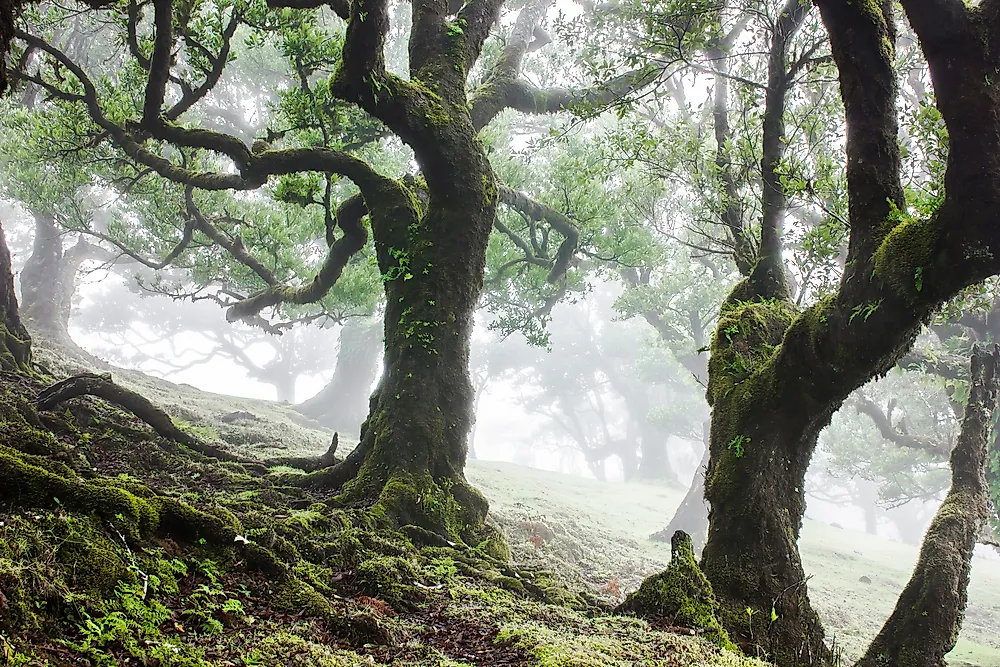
[[0, 349, 758, 666]]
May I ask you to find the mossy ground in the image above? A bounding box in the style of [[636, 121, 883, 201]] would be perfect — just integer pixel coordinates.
[[0, 341, 762, 667], [6, 341, 1000, 666]]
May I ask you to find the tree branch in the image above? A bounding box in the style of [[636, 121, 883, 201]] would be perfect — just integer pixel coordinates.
[[498, 185, 579, 283], [224, 193, 368, 323], [853, 392, 952, 458]]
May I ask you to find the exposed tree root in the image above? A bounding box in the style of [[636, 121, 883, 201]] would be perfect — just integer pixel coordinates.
[[264, 432, 341, 471], [34, 372, 264, 468]]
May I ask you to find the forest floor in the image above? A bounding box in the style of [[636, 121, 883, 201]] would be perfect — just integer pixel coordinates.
[[2, 339, 999, 666]]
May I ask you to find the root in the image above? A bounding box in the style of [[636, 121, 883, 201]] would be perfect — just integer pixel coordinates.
[[35, 372, 261, 467], [283, 436, 369, 490], [265, 432, 341, 471]]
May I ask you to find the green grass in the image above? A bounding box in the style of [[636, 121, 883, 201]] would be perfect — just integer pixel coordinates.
[[468, 461, 1000, 667]]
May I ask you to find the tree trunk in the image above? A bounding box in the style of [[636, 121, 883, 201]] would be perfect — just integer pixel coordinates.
[[19, 211, 95, 347], [271, 372, 296, 404], [0, 219, 32, 372], [296, 315, 382, 434], [306, 113, 501, 548], [857, 345, 999, 667], [699, 297, 832, 666], [863, 502, 878, 536], [652, 424, 710, 551]]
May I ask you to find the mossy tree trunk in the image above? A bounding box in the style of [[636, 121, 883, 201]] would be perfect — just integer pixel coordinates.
[[695, 0, 1000, 663], [292, 0, 506, 547], [856, 345, 999, 667], [0, 219, 32, 373], [296, 316, 382, 434]]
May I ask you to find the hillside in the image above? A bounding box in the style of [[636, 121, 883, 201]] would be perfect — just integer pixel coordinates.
[[468, 462, 1000, 666], [4, 344, 999, 666]]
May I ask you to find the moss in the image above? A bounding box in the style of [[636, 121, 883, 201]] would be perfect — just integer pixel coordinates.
[[246, 632, 370, 667], [271, 576, 336, 616], [354, 553, 421, 606], [343, 468, 486, 546], [707, 296, 797, 407], [617, 531, 735, 651], [873, 214, 937, 302]]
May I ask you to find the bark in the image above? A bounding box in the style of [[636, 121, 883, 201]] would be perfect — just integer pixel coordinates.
[[298, 1, 506, 545], [856, 345, 999, 667], [691, 0, 1000, 660], [0, 0, 24, 95], [863, 503, 878, 536], [296, 316, 382, 434], [0, 219, 32, 372], [700, 297, 832, 666], [329, 166, 498, 543]]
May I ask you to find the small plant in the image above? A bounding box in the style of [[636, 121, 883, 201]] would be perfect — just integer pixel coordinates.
[[728, 434, 751, 458]]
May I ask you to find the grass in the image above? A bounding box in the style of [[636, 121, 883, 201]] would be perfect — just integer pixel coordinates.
[[468, 461, 1000, 667]]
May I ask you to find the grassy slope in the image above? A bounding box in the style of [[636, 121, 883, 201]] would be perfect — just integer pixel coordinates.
[[467, 461, 1000, 667], [17, 341, 1000, 665], [3, 342, 766, 667]]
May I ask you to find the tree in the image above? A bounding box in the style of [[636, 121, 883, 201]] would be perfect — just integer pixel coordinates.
[[688, 0, 1000, 661], [0, 218, 30, 371], [295, 314, 382, 431], [8, 0, 663, 545]]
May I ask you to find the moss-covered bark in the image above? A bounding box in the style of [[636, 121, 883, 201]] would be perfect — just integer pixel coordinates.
[[697, 284, 833, 665], [330, 153, 502, 550], [618, 530, 734, 650], [279, 0, 510, 553], [0, 219, 32, 372]]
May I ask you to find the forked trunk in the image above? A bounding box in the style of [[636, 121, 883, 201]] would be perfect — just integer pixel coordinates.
[[699, 296, 832, 665], [0, 219, 31, 372]]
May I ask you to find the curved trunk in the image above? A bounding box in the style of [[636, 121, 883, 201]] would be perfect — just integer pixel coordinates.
[[0, 219, 31, 372], [857, 346, 999, 667], [296, 316, 382, 434]]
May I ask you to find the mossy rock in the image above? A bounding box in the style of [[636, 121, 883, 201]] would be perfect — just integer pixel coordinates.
[[617, 531, 735, 650]]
